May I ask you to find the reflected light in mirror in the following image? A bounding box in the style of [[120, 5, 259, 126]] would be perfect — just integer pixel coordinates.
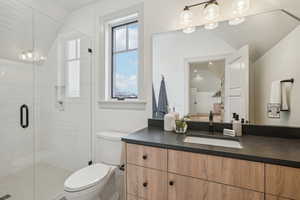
[[195, 74, 204, 81], [183, 26, 196, 34], [0, 70, 6, 78], [19, 50, 47, 64], [229, 17, 245, 25], [205, 22, 219, 30]]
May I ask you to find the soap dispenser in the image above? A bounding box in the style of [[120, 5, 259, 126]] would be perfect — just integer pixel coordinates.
[[233, 114, 242, 136], [209, 111, 214, 133]]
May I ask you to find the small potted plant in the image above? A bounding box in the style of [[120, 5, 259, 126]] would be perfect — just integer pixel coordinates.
[[174, 116, 189, 134]]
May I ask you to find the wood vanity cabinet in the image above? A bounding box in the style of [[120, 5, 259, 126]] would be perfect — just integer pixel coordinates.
[[126, 143, 167, 170], [266, 164, 300, 200], [168, 149, 265, 192], [266, 195, 292, 200], [168, 173, 264, 200], [127, 164, 167, 200], [125, 143, 300, 200]]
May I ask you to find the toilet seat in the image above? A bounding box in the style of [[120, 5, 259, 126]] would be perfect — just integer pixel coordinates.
[[64, 163, 112, 192]]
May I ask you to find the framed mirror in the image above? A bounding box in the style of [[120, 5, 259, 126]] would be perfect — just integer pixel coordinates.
[[152, 9, 300, 126]]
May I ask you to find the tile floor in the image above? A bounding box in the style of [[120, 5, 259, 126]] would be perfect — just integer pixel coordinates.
[[0, 163, 72, 200]]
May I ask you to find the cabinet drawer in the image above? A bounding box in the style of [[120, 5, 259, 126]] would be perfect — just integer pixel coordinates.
[[168, 173, 264, 200], [266, 195, 292, 200], [127, 144, 167, 170], [266, 164, 300, 200], [207, 155, 265, 192], [127, 164, 167, 200], [168, 150, 208, 179], [168, 150, 264, 192]]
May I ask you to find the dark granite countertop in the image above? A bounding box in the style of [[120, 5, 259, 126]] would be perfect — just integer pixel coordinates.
[[122, 127, 300, 168]]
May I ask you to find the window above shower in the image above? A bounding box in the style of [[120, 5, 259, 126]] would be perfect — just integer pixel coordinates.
[[65, 38, 81, 98]]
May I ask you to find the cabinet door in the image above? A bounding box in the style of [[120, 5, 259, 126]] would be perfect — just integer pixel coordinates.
[[266, 164, 300, 200], [168, 173, 208, 200], [168, 150, 208, 179], [207, 182, 264, 200], [127, 164, 167, 200], [127, 143, 167, 170], [207, 155, 264, 192], [168, 173, 264, 200], [266, 195, 292, 200]]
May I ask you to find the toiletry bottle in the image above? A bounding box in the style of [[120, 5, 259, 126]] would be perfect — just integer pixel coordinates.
[[164, 113, 175, 132], [171, 107, 180, 120], [209, 111, 214, 133], [231, 113, 237, 123], [233, 115, 242, 136]]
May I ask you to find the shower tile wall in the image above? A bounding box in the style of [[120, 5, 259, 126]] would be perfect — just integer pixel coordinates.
[[36, 32, 92, 172]]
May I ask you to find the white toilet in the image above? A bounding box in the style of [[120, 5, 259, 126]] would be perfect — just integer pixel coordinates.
[[63, 131, 128, 200]]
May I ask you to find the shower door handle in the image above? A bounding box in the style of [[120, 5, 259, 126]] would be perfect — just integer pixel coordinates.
[[20, 104, 29, 128]]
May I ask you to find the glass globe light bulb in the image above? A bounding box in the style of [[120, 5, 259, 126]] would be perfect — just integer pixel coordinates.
[[232, 0, 250, 15], [180, 7, 193, 26], [203, 2, 220, 21]]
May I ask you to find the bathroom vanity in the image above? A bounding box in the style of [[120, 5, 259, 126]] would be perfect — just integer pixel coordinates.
[[137, 7, 300, 200], [122, 127, 300, 200]]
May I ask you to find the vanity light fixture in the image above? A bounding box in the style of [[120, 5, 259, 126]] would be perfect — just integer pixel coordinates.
[[181, 0, 250, 33]]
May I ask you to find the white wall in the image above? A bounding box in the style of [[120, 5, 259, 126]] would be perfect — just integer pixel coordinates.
[[37, 30, 92, 171], [56, 0, 288, 162], [254, 25, 300, 126]]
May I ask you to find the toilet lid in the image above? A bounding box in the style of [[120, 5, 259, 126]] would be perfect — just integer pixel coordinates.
[[64, 163, 112, 192]]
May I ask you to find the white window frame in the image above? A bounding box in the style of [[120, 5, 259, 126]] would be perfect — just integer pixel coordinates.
[[98, 4, 146, 110]]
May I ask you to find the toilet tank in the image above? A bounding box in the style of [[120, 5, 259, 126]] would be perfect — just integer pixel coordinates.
[[95, 131, 128, 166]]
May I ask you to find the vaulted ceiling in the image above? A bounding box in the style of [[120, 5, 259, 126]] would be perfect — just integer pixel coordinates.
[[49, 0, 98, 12]]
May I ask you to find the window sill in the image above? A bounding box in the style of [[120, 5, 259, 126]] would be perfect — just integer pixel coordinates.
[[98, 99, 147, 110]]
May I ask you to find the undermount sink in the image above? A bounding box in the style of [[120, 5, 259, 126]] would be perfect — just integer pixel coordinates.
[[184, 136, 243, 149]]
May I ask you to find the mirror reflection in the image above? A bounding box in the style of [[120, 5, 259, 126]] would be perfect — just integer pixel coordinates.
[[152, 10, 300, 126]]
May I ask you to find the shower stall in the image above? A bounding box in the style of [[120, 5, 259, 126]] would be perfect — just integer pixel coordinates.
[[0, 1, 93, 200]]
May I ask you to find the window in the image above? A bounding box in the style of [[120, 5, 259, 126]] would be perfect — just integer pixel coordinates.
[[65, 38, 80, 98], [111, 21, 139, 99]]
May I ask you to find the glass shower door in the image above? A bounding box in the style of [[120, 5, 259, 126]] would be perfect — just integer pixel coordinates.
[[33, 8, 93, 200], [0, 1, 35, 200]]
